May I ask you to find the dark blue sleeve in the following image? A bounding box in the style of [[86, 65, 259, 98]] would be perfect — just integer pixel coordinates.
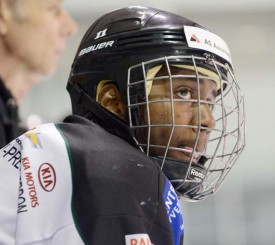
[[162, 178, 184, 245]]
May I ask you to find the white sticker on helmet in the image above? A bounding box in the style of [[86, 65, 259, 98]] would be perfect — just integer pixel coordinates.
[[184, 26, 232, 66]]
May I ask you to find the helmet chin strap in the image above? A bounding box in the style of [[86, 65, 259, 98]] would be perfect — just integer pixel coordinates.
[[151, 156, 208, 200]]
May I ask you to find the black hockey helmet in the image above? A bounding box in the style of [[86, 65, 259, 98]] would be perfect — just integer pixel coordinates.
[[67, 6, 245, 201], [68, 6, 231, 100]]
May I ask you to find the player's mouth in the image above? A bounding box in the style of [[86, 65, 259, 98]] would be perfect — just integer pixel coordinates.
[[177, 145, 201, 163]]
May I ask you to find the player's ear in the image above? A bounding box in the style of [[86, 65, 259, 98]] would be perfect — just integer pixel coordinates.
[[98, 83, 128, 120]]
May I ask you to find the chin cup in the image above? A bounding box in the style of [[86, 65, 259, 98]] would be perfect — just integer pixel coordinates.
[[152, 157, 208, 200]]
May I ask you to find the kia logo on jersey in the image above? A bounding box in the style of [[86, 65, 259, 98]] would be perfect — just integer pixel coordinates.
[[38, 163, 56, 192]]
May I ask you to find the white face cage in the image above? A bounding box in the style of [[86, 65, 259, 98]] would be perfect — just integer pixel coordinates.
[[127, 55, 246, 201]]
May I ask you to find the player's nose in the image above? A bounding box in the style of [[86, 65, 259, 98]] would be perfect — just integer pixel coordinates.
[[192, 104, 216, 134]]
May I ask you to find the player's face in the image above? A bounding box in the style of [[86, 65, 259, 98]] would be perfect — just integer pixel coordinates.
[[3, 0, 77, 75], [138, 68, 217, 163]]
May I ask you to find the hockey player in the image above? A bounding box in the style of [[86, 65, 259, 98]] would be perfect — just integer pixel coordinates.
[[0, 6, 245, 245]]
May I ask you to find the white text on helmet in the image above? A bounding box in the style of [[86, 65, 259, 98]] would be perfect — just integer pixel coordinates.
[[94, 28, 108, 39], [190, 168, 205, 180], [78, 41, 114, 56]]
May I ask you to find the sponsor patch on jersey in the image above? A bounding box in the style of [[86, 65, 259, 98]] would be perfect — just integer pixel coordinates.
[[25, 130, 42, 149], [38, 163, 57, 192], [184, 25, 232, 66], [125, 234, 153, 245], [22, 156, 40, 208], [0, 140, 22, 170], [163, 179, 184, 245]]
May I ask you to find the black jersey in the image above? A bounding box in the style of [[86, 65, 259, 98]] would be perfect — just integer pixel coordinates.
[[0, 115, 184, 244]]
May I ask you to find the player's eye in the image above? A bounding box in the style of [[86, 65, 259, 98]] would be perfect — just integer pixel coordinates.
[[208, 103, 215, 111], [206, 99, 215, 111], [176, 88, 192, 100]]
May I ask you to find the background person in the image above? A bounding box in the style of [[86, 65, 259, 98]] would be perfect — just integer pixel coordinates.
[[0, 0, 77, 147]]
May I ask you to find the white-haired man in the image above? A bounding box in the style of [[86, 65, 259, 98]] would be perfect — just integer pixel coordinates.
[[0, 0, 77, 147]]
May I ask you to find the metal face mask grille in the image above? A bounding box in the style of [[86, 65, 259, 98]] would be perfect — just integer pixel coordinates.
[[127, 55, 246, 201]]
